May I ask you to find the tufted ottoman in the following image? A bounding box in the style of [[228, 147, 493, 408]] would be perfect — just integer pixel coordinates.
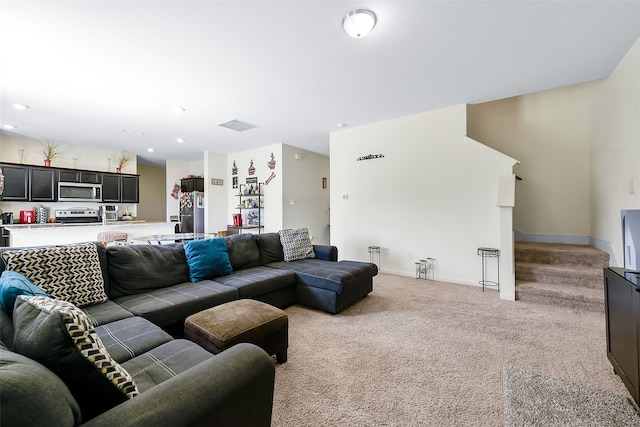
[[184, 299, 288, 363]]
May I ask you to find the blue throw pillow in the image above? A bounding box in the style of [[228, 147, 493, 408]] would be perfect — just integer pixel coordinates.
[[183, 238, 233, 282], [0, 270, 49, 313]]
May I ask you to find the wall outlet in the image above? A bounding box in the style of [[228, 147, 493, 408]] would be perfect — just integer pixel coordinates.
[[342, 194, 349, 200]]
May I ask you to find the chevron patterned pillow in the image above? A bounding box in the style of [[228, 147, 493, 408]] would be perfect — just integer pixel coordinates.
[[1, 242, 108, 307], [279, 228, 316, 262], [13, 295, 139, 420]]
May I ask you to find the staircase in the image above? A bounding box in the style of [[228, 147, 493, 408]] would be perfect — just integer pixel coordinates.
[[515, 242, 610, 311]]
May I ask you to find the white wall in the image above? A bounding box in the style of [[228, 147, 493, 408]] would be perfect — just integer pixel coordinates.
[[204, 151, 228, 233], [591, 36, 640, 266], [330, 104, 517, 292]]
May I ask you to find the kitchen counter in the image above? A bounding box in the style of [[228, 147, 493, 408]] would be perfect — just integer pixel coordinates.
[[4, 221, 176, 247]]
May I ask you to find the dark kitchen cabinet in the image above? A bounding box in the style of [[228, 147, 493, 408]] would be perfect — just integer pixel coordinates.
[[0, 164, 29, 201], [30, 167, 57, 201], [604, 267, 640, 406], [58, 170, 102, 184], [102, 173, 139, 203], [181, 177, 204, 192]]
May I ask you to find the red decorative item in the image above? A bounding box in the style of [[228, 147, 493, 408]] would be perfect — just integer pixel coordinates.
[[44, 159, 51, 167], [248, 160, 255, 175]]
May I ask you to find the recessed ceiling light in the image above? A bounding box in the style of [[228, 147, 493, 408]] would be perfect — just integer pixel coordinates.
[[147, 148, 155, 152], [176, 138, 185, 143], [12, 104, 29, 110], [172, 106, 186, 114], [2, 124, 16, 130]]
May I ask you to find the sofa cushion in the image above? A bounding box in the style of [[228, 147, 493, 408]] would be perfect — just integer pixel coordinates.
[[256, 232, 285, 264], [278, 228, 315, 262], [95, 316, 174, 363], [0, 270, 48, 313], [0, 341, 82, 427], [12, 296, 139, 421], [83, 300, 135, 326], [107, 243, 191, 298], [268, 259, 378, 293], [1, 242, 108, 307], [112, 280, 239, 328], [184, 238, 233, 281], [121, 339, 213, 393], [225, 233, 262, 270], [213, 266, 297, 299]]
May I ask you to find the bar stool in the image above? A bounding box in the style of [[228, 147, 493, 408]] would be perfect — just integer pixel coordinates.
[[368, 246, 381, 270], [97, 231, 128, 247], [477, 247, 499, 291]]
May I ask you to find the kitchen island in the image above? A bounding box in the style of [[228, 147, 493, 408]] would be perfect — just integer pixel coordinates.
[[3, 221, 176, 247]]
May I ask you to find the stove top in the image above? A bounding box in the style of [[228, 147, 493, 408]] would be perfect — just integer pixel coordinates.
[[54, 208, 100, 224]]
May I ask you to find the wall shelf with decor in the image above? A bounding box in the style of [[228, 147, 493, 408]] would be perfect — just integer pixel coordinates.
[[229, 182, 263, 234]]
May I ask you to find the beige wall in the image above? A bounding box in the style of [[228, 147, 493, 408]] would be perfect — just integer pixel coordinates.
[[137, 164, 166, 221], [467, 81, 598, 242], [591, 36, 640, 266]]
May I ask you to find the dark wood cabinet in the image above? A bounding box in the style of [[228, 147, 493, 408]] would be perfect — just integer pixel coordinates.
[[121, 175, 139, 203], [604, 267, 640, 406], [102, 173, 139, 203], [0, 164, 29, 201], [58, 170, 102, 184], [181, 177, 204, 192], [30, 167, 57, 201]]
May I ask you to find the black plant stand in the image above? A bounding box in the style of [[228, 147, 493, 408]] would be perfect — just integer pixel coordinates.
[[477, 247, 500, 291]]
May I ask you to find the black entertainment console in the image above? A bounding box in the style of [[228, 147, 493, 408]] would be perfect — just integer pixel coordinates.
[[604, 267, 640, 406]]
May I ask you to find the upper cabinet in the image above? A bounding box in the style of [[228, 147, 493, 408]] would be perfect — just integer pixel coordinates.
[[103, 173, 139, 203], [0, 164, 29, 201], [181, 177, 204, 192], [30, 167, 57, 202], [0, 162, 138, 203]]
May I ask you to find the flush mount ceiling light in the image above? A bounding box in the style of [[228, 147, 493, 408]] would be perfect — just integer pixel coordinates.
[[342, 9, 376, 38], [12, 104, 29, 110], [2, 124, 16, 130]]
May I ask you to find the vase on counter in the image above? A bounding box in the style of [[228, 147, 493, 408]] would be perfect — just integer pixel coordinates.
[[44, 159, 51, 167]]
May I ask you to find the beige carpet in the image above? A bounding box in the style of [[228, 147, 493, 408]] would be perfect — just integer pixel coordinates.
[[272, 273, 637, 426]]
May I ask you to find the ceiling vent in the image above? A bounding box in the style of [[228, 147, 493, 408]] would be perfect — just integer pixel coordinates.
[[218, 119, 258, 132]]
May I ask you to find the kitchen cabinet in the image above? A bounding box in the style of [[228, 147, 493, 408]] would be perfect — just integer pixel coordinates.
[[181, 177, 204, 192], [604, 267, 640, 406], [102, 173, 139, 203], [30, 167, 57, 201], [0, 164, 29, 201], [58, 170, 102, 184]]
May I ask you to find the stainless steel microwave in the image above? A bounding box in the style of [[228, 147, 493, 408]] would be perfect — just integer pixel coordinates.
[[58, 182, 102, 202]]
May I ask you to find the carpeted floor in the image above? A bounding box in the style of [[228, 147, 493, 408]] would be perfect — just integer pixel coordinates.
[[271, 273, 639, 426]]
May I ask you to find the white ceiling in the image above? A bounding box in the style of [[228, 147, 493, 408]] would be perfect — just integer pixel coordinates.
[[1, 1, 639, 166]]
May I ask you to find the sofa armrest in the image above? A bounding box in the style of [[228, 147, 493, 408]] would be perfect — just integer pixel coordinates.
[[82, 343, 275, 427], [313, 244, 338, 261]]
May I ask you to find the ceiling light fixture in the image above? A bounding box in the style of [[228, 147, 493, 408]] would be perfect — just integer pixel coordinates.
[[147, 148, 155, 152], [176, 138, 185, 143], [342, 9, 376, 38], [2, 124, 16, 130], [12, 104, 29, 110], [172, 106, 186, 114]]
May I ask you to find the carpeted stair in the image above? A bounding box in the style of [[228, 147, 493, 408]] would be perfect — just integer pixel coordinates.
[[515, 242, 610, 311]]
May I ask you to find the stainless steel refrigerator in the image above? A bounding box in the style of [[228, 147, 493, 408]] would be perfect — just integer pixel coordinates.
[[179, 191, 204, 233]]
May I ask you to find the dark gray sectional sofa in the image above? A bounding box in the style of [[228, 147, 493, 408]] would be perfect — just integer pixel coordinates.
[[0, 231, 378, 426]]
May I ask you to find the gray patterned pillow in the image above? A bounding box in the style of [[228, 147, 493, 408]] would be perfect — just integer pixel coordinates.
[[12, 296, 139, 420], [278, 228, 316, 262], [1, 242, 107, 307]]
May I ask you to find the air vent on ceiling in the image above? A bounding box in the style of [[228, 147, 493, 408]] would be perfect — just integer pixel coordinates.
[[218, 119, 258, 132]]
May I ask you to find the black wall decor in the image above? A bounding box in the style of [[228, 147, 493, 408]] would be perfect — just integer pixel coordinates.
[[357, 154, 385, 161]]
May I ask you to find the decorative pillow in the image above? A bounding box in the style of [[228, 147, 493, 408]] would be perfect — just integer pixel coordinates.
[[0, 270, 49, 313], [279, 228, 316, 262], [12, 296, 139, 420], [183, 238, 233, 282], [1, 242, 107, 307]]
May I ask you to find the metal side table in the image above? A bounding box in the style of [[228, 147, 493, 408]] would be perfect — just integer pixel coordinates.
[[477, 247, 499, 291]]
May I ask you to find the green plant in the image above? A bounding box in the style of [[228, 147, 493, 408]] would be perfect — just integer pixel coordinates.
[[39, 140, 60, 160]]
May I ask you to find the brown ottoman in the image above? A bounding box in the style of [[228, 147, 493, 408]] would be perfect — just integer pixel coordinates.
[[184, 299, 288, 363]]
